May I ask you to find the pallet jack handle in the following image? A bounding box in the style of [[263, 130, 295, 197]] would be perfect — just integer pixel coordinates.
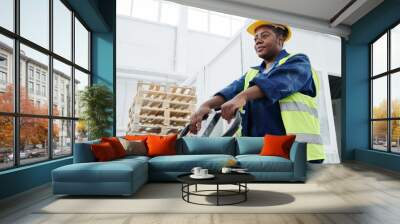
[[178, 108, 241, 138]]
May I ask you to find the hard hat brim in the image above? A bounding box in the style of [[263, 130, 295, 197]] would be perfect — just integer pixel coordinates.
[[247, 20, 292, 42]]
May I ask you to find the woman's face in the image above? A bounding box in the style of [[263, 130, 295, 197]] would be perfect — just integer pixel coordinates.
[[254, 26, 283, 61]]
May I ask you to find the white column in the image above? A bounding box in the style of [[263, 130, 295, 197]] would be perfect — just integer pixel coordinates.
[[174, 5, 188, 74]]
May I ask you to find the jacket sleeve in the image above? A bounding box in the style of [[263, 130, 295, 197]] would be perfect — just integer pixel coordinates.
[[250, 54, 316, 105], [214, 75, 246, 101]]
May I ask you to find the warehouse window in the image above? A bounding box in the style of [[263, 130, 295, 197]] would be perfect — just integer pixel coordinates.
[[187, 7, 246, 37], [116, 0, 247, 36], [117, 0, 180, 26], [371, 23, 400, 153]]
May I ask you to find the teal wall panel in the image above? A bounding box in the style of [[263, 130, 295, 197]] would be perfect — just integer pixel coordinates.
[[343, 0, 400, 171], [355, 148, 400, 172], [91, 31, 116, 135]]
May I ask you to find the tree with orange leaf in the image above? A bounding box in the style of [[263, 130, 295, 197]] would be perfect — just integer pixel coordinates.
[[0, 84, 59, 151]]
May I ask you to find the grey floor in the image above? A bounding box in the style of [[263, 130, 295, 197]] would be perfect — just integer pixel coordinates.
[[1, 162, 400, 224]]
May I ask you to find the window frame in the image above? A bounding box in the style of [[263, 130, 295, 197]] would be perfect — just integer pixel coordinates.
[[370, 20, 400, 154], [0, 0, 92, 171]]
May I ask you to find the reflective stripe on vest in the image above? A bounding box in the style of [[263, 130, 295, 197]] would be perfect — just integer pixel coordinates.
[[242, 54, 325, 161]]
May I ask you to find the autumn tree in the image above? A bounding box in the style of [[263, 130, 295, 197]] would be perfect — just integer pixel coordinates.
[[0, 84, 60, 152], [372, 99, 400, 143], [0, 85, 14, 151]]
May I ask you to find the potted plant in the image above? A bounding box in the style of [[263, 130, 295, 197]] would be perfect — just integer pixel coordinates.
[[79, 84, 114, 140]]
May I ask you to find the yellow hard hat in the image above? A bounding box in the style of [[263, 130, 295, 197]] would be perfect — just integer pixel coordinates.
[[247, 20, 292, 42]]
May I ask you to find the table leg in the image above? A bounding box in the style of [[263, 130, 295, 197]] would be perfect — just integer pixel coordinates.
[[181, 184, 183, 199], [195, 184, 197, 192], [245, 183, 247, 201], [217, 184, 219, 206], [187, 184, 190, 202]]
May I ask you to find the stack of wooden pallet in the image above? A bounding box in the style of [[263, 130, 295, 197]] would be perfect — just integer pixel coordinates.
[[127, 81, 197, 135]]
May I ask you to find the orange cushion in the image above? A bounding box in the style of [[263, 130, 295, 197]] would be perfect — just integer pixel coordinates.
[[91, 142, 118, 162], [125, 135, 148, 141], [146, 134, 177, 157], [101, 137, 127, 158], [259, 134, 296, 159]]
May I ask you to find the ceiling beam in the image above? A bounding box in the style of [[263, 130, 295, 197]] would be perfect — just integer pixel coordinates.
[[330, 0, 368, 28], [166, 0, 351, 37]]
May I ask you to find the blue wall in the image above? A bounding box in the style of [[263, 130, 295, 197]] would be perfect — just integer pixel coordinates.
[[68, 0, 116, 134], [92, 32, 115, 135], [0, 0, 116, 200], [343, 0, 400, 171]]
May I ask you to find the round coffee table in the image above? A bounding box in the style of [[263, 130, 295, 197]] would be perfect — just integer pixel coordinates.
[[177, 172, 255, 206]]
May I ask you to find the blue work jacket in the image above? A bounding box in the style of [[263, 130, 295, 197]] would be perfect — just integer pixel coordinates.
[[215, 49, 316, 137]]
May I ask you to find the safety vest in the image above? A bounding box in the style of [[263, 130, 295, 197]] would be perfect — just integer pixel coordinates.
[[240, 54, 325, 161]]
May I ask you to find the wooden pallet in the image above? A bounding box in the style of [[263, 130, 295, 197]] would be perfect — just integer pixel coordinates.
[[127, 81, 196, 135]]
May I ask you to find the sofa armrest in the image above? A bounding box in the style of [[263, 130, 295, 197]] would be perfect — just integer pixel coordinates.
[[73, 140, 100, 163], [289, 142, 307, 182]]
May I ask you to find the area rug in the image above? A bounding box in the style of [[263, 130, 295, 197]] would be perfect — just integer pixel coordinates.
[[37, 183, 362, 214]]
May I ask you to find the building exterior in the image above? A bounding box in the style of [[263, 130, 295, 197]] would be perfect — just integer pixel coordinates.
[[1, 42, 74, 116], [0, 41, 75, 156]]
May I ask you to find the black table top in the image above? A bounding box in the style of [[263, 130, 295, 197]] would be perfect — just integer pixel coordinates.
[[177, 172, 255, 185]]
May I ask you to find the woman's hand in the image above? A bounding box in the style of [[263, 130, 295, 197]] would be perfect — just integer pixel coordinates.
[[189, 105, 211, 134], [221, 95, 246, 122]]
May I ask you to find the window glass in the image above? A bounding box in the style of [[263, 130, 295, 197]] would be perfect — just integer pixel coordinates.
[[372, 76, 387, 119], [391, 72, 400, 118], [0, 35, 13, 113], [74, 18, 89, 70], [0, 0, 13, 31], [372, 121, 388, 151], [210, 12, 230, 37], [53, 119, 72, 157], [391, 24, 400, 70], [20, 0, 49, 49], [74, 69, 89, 118], [231, 16, 246, 35], [20, 44, 49, 115], [0, 0, 92, 169], [391, 120, 400, 153], [53, 59, 72, 117], [188, 7, 208, 32], [53, 0, 72, 60], [0, 116, 13, 170], [132, 0, 159, 22], [160, 1, 179, 26], [372, 34, 387, 76], [75, 120, 88, 143], [117, 0, 132, 16], [20, 117, 49, 165]]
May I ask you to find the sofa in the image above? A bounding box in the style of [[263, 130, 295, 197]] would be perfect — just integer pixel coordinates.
[[52, 137, 306, 196]]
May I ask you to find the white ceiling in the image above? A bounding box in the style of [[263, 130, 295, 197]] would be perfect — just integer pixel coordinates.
[[168, 0, 384, 37]]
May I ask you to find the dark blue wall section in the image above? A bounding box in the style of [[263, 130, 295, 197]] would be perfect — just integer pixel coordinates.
[[355, 148, 400, 172], [68, 0, 116, 134], [343, 0, 400, 171], [92, 31, 116, 135], [65, 0, 110, 32], [0, 0, 116, 200], [91, 0, 116, 135], [92, 33, 114, 87], [342, 43, 370, 160]]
